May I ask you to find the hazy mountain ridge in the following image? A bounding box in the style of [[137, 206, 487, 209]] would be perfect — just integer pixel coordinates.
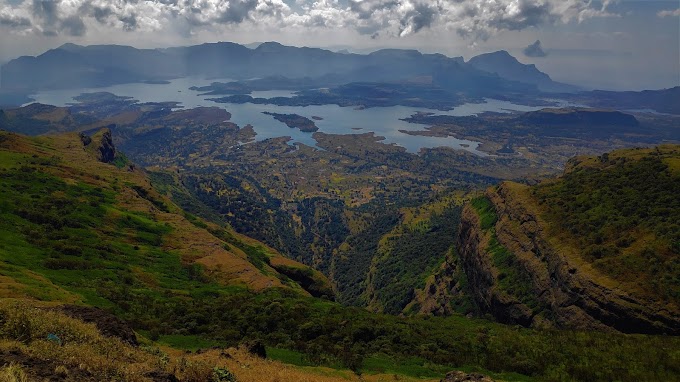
[[467, 50, 580, 93], [0, 41, 566, 95]]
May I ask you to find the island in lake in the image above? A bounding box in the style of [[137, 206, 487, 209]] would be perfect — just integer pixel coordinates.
[[263, 112, 319, 132]]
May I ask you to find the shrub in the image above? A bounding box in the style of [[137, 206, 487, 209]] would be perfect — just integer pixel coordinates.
[[213, 367, 237, 382]]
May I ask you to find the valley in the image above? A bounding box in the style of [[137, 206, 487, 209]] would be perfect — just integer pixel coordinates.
[[0, 129, 678, 381], [0, 40, 679, 382]]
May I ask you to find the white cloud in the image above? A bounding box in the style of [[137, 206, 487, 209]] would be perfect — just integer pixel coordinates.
[[657, 8, 680, 18], [0, 0, 619, 40]]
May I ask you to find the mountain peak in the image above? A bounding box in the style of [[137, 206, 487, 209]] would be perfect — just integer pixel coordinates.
[[256, 41, 287, 52], [469, 50, 516, 64], [467, 50, 563, 91], [369, 49, 423, 58], [58, 43, 84, 52]]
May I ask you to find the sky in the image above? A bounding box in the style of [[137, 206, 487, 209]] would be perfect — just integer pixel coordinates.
[[0, 0, 678, 90]]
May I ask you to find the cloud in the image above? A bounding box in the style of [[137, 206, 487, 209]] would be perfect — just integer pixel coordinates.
[[0, 0, 618, 41], [657, 8, 680, 18], [0, 11, 31, 28], [60, 14, 86, 36], [523, 39, 546, 57]]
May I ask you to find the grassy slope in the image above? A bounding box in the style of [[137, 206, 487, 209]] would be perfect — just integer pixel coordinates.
[[0, 130, 329, 303], [1, 131, 680, 381], [0, 301, 441, 382], [531, 145, 680, 305]]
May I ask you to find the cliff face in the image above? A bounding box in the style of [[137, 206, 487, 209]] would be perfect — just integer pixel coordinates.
[[407, 248, 476, 317], [81, 128, 116, 163], [456, 182, 680, 334]]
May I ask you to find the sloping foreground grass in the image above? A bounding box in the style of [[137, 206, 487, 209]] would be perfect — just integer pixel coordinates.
[[0, 300, 442, 382]]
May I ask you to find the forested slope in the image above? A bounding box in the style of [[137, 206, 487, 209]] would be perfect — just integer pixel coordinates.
[[456, 145, 680, 333]]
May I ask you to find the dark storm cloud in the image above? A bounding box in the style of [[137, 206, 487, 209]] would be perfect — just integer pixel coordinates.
[[493, 2, 555, 31], [32, 0, 59, 26], [60, 14, 85, 35], [398, 1, 438, 36], [119, 13, 137, 31], [524, 39, 547, 57], [0, 12, 30, 27], [348, 0, 398, 20], [31, 0, 88, 35], [217, 0, 258, 23]]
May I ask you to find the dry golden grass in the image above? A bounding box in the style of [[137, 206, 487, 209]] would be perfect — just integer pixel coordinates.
[[171, 348, 439, 382], [0, 300, 439, 382], [0, 363, 28, 382], [0, 301, 160, 381]]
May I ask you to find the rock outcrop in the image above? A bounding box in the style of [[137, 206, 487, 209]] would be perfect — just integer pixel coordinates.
[[456, 182, 680, 334], [59, 305, 138, 345], [81, 127, 116, 163]]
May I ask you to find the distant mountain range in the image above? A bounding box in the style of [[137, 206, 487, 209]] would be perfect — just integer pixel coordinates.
[[1, 41, 574, 94]]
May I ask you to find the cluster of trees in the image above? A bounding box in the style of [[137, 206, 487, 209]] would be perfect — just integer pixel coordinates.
[[371, 205, 462, 314], [99, 285, 680, 381]]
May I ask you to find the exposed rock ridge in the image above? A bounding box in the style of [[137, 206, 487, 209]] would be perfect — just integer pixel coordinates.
[[408, 249, 473, 316], [456, 182, 680, 334], [81, 127, 116, 163]]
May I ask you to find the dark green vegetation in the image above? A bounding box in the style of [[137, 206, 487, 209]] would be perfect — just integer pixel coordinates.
[[105, 286, 680, 381], [0, 143, 204, 304], [532, 146, 680, 302], [368, 204, 462, 314], [0, 130, 330, 301], [0, 39, 679, 382], [0, 150, 184, 304], [471, 197, 541, 313], [263, 112, 319, 132]]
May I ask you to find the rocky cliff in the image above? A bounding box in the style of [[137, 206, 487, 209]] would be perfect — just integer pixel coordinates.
[[81, 127, 116, 163], [456, 182, 679, 334]]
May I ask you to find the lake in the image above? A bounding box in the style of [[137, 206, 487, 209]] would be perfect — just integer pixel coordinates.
[[26, 77, 557, 155]]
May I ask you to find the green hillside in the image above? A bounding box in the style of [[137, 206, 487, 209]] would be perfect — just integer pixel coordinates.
[[1, 130, 679, 381], [0, 129, 332, 302], [532, 145, 680, 303], [454, 145, 680, 335]]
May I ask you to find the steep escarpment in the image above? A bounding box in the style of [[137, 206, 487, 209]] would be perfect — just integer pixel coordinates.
[[456, 146, 680, 334]]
